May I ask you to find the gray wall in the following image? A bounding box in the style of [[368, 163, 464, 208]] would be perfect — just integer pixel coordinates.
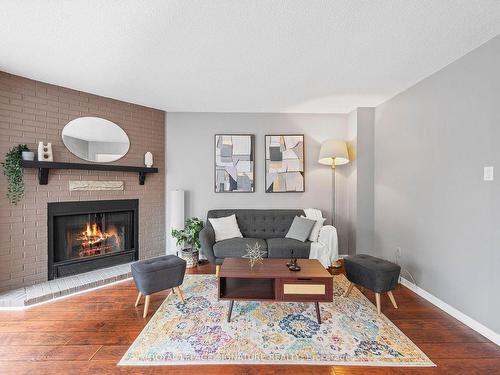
[[338, 108, 375, 255], [346, 110, 358, 254], [166, 112, 349, 251], [374, 35, 500, 333], [356, 108, 375, 253]]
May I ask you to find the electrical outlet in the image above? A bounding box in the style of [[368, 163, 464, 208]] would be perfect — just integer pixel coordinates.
[[484, 166, 494, 181], [395, 247, 401, 258]]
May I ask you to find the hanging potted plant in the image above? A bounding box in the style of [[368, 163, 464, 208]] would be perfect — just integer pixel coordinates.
[[171, 217, 204, 268], [2, 144, 29, 205]]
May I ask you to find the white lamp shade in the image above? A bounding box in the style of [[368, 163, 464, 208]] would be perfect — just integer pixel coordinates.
[[318, 139, 349, 166]]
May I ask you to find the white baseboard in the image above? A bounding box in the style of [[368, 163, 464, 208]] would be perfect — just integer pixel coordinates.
[[400, 277, 500, 346]]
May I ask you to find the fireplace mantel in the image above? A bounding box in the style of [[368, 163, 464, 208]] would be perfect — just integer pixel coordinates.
[[21, 160, 158, 185]]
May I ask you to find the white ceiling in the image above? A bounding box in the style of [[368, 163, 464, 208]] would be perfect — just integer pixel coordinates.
[[1, 1, 500, 114]]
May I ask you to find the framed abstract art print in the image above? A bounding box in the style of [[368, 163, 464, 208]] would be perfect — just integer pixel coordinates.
[[214, 134, 254, 193], [265, 134, 304, 193]]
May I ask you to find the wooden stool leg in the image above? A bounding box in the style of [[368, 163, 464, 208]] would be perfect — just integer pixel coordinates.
[[143, 295, 151, 318], [135, 292, 142, 307], [216, 265, 221, 277], [375, 293, 381, 315], [177, 286, 185, 303], [343, 282, 354, 297], [387, 290, 398, 309]]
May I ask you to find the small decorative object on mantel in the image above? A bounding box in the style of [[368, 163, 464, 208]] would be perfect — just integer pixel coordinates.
[[243, 242, 266, 268], [2, 144, 28, 205], [171, 217, 204, 268], [69, 181, 124, 191], [21, 149, 35, 161], [144, 152, 153, 168], [37, 141, 53, 162], [287, 250, 301, 271]]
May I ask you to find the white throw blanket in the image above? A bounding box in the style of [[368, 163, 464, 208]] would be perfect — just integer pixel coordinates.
[[304, 208, 339, 268], [303, 208, 324, 220]]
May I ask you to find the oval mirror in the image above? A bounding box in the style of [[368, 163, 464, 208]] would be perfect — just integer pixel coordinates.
[[62, 117, 130, 163]]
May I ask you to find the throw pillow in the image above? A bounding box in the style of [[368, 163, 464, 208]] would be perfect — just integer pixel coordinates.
[[208, 214, 243, 242], [285, 216, 316, 242], [301, 215, 326, 242]]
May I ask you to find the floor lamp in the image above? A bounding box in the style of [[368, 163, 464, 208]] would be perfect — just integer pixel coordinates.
[[319, 139, 349, 267]]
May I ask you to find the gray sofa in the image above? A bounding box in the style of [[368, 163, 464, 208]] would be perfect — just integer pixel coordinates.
[[200, 209, 311, 266]]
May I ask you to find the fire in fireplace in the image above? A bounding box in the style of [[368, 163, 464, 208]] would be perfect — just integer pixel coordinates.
[[74, 218, 122, 258], [48, 200, 138, 279]]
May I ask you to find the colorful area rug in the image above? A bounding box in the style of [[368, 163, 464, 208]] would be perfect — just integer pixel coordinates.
[[119, 274, 434, 366]]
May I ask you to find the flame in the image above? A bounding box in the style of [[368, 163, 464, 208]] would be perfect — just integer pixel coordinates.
[[84, 223, 99, 237], [76, 222, 120, 257], [81, 223, 110, 245]]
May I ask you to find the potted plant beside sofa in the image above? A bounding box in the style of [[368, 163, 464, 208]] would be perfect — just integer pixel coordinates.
[[171, 217, 204, 268]]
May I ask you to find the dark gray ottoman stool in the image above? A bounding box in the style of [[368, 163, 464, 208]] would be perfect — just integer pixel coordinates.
[[343, 254, 401, 315], [132, 255, 186, 318]]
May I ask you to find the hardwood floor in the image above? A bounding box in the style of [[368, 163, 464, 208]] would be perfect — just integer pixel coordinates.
[[0, 262, 498, 375]]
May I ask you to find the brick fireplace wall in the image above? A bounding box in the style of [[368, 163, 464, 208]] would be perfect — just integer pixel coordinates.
[[0, 71, 165, 292]]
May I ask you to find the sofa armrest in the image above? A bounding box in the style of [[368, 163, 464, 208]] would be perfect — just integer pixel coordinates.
[[199, 226, 216, 264]]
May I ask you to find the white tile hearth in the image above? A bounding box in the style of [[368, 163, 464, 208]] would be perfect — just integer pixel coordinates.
[[0, 263, 132, 308]]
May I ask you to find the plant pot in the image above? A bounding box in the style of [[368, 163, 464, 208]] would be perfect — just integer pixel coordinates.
[[180, 248, 199, 268], [21, 151, 35, 161]]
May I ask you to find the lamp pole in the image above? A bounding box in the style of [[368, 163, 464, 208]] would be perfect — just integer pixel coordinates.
[[318, 139, 348, 270], [331, 159, 336, 227]]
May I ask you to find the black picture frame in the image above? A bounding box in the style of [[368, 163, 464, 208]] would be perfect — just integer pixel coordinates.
[[214, 134, 255, 193], [265, 134, 305, 193]]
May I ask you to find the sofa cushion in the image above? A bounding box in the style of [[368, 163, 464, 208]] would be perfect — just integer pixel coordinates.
[[285, 216, 316, 242], [267, 238, 311, 259], [213, 237, 268, 258], [207, 209, 305, 239], [208, 214, 243, 242], [301, 215, 326, 242]]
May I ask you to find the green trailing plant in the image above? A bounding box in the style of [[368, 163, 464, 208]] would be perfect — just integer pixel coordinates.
[[2, 144, 29, 205], [171, 217, 204, 250]]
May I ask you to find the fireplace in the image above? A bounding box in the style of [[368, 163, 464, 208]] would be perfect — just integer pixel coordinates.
[[48, 199, 138, 279]]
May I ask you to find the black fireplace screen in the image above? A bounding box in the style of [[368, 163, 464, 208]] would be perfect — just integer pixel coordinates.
[[48, 199, 138, 279], [53, 211, 132, 262]]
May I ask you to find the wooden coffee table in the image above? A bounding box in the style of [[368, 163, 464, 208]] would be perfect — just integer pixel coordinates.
[[218, 258, 333, 323]]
